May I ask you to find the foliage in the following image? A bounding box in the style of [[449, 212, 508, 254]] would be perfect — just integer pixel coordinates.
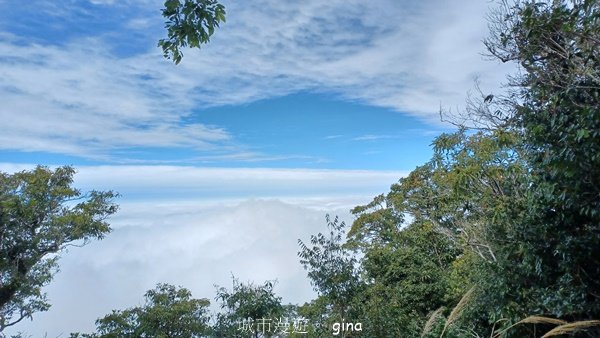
[[358, 223, 460, 337], [159, 0, 226, 64], [347, 128, 520, 337], [0, 166, 117, 332], [296, 296, 331, 338], [479, 2, 600, 335], [212, 277, 284, 338], [297, 215, 362, 330], [71, 284, 210, 338]]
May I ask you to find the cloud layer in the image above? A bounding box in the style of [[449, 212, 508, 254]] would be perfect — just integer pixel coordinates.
[[1, 164, 403, 336], [8, 198, 355, 337]]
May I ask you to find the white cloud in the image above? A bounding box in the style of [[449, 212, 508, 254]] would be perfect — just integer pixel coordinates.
[[353, 134, 396, 141], [89, 0, 116, 5], [7, 199, 352, 337], [196, 0, 514, 121], [0, 39, 232, 160], [0, 164, 406, 202], [126, 17, 152, 30], [0, 0, 515, 159]]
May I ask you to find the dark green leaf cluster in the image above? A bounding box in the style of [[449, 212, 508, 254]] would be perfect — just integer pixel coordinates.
[[482, 1, 600, 333], [158, 0, 226, 64], [212, 277, 284, 338], [71, 284, 211, 338]]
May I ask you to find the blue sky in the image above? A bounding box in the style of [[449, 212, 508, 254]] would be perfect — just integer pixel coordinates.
[[0, 0, 510, 170], [0, 0, 514, 336]]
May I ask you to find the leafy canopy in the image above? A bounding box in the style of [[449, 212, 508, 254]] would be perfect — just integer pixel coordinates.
[[159, 0, 226, 64], [72, 284, 211, 338], [0, 166, 117, 332], [212, 276, 284, 338]]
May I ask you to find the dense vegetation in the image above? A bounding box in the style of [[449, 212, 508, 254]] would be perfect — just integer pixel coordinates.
[[0, 167, 118, 333], [1, 0, 599, 337]]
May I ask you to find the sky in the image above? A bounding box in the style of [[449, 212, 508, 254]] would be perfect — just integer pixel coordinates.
[[0, 0, 513, 336]]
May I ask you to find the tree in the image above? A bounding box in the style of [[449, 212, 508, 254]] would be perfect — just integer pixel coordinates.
[[295, 296, 331, 338], [72, 283, 211, 338], [344, 116, 550, 337], [297, 215, 363, 337], [357, 223, 460, 337], [159, 0, 226, 64], [482, 1, 600, 334], [212, 277, 284, 338], [402, 1, 600, 335], [346, 127, 524, 337], [0, 166, 118, 332]]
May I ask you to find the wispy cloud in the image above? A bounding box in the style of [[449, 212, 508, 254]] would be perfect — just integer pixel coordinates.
[[0, 0, 514, 161], [201, 0, 513, 119], [190, 152, 327, 164], [0, 163, 406, 201], [0, 38, 233, 160], [352, 134, 397, 141]]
